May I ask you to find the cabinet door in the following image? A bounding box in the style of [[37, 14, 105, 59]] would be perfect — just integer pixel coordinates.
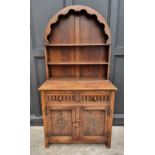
[[79, 106, 110, 143], [46, 106, 76, 143]]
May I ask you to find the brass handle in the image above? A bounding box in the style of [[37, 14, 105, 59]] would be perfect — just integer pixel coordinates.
[[77, 120, 83, 125], [72, 120, 83, 127], [72, 122, 79, 128]]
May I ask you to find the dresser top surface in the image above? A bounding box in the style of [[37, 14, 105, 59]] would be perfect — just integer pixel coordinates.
[[38, 79, 117, 91]]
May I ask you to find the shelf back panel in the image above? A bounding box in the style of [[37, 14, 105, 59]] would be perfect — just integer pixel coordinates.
[[47, 46, 109, 64], [49, 65, 76, 78], [78, 46, 109, 63], [47, 47, 75, 63], [48, 65, 108, 79], [80, 65, 108, 79]]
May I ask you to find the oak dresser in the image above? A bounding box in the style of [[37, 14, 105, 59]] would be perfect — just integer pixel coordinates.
[[38, 5, 117, 148]]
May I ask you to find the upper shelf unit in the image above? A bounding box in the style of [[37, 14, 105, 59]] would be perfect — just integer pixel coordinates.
[[44, 5, 112, 79]]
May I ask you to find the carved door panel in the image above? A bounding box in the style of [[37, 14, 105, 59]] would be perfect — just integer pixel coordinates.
[[79, 106, 109, 143], [47, 106, 76, 143]]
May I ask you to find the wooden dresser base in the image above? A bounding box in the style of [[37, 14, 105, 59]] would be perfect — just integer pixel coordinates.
[[39, 79, 116, 148]]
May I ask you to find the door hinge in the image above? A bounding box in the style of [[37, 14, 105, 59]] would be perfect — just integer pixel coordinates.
[[107, 108, 111, 115]]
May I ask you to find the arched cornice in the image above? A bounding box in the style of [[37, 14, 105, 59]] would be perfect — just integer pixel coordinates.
[[44, 5, 111, 44]]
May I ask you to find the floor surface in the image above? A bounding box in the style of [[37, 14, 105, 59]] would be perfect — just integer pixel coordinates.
[[30, 126, 124, 155]]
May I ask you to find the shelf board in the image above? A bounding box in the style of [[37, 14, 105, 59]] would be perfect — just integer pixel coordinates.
[[39, 79, 117, 91], [45, 43, 111, 47], [47, 62, 109, 65], [49, 77, 107, 81]]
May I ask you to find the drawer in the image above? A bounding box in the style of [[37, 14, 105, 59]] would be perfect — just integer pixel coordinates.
[[46, 90, 111, 104], [79, 91, 111, 104], [46, 91, 75, 104]]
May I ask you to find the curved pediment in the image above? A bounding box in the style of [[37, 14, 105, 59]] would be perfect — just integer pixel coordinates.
[[45, 5, 111, 44]]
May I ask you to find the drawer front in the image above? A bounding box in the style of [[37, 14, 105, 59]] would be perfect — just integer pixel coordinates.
[[79, 91, 111, 104], [46, 90, 111, 104], [46, 91, 75, 104]]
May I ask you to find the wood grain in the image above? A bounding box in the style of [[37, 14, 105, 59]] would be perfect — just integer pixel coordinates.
[[39, 79, 117, 91]]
